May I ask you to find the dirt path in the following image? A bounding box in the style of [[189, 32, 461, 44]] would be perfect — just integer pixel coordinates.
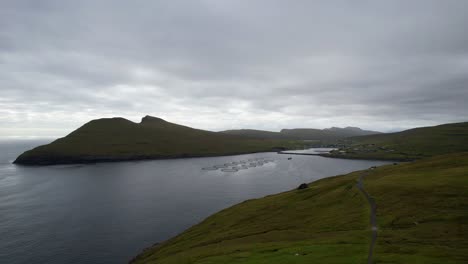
[[357, 171, 377, 264]]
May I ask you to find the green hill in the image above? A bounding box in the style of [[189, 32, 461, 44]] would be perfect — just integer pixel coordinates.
[[14, 116, 302, 165], [131, 153, 468, 264], [325, 122, 468, 160]]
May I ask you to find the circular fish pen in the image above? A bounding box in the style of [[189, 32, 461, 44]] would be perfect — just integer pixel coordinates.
[[203, 157, 276, 172]]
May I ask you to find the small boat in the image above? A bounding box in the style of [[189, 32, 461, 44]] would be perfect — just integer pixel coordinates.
[[288, 157, 292, 160]]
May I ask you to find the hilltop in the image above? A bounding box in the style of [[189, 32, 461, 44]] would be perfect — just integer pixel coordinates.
[[325, 122, 468, 160], [131, 153, 468, 263], [14, 116, 302, 165]]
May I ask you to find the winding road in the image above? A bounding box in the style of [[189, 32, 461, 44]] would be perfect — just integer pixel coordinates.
[[357, 171, 377, 264]]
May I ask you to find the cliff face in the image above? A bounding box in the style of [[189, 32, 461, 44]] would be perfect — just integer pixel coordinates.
[[14, 116, 301, 165]]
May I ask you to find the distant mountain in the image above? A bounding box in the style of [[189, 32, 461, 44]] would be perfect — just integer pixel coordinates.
[[14, 116, 301, 165], [221, 129, 286, 139], [326, 121, 468, 160], [281, 127, 381, 140], [324, 126, 382, 137], [221, 126, 381, 140]]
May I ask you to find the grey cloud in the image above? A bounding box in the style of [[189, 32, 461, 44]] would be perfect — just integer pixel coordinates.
[[1, 0, 467, 137]]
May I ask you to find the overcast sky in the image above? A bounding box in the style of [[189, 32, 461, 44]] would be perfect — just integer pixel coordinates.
[[1, 1, 467, 138]]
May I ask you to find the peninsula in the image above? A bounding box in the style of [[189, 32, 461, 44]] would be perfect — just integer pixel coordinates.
[[14, 115, 302, 165]]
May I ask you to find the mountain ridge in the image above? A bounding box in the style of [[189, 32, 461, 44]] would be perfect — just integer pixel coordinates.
[[221, 126, 381, 140]]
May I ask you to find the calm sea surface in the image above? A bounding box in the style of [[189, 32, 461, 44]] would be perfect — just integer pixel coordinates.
[[280, 147, 337, 154], [0, 140, 390, 264]]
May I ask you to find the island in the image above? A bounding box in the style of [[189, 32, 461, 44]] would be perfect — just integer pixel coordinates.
[[14, 115, 303, 165]]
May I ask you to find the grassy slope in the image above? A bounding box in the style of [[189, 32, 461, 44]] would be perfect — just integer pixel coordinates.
[[366, 154, 468, 263], [14, 116, 302, 165], [132, 170, 370, 264], [132, 153, 468, 263], [326, 122, 468, 160]]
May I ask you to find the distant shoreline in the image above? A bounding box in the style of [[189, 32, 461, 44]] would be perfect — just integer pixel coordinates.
[[13, 150, 285, 166], [15, 143, 412, 166], [15, 149, 408, 166], [277, 151, 407, 162], [319, 153, 413, 162]]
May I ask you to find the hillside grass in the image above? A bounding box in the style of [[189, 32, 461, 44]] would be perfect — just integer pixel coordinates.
[[365, 153, 468, 263], [132, 170, 370, 264], [132, 153, 468, 263]]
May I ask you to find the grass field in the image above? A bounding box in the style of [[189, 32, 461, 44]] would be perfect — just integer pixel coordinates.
[[132, 153, 468, 263], [366, 154, 468, 263], [14, 116, 303, 165]]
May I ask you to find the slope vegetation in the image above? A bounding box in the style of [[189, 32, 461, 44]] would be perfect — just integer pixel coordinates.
[[132, 153, 468, 263], [14, 116, 301, 165]]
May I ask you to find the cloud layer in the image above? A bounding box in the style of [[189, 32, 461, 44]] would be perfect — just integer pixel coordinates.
[[1, 0, 467, 137]]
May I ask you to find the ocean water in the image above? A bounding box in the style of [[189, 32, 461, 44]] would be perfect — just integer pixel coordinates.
[[280, 147, 337, 154], [0, 140, 390, 264]]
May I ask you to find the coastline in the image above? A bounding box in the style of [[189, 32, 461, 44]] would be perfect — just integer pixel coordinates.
[[278, 151, 409, 162], [13, 149, 288, 166], [15, 148, 411, 166], [318, 153, 413, 162]]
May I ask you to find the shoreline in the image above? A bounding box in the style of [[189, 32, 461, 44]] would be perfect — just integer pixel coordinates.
[[13, 150, 286, 166], [15, 149, 410, 166], [278, 151, 408, 162], [319, 153, 414, 162]]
